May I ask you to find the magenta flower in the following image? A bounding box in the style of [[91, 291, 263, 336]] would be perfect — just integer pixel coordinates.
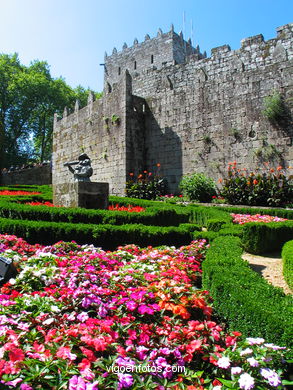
[[138, 305, 154, 315], [117, 373, 134, 388]]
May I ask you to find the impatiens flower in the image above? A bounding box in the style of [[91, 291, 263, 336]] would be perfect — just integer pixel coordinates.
[[247, 357, 259, 367], [56, 346, 77, 361], [240, 348, 253, 356], [238, 373, 255, 390], [246, 337, 264, 345], [264, 343, 286, 350], [5, 378, 23, 387], [77, 312, 89, 322], [117, 373, 134, 388], [20, 384, 34, 390], [260, 368, 281, 386], [217, 356, 230, 369], [231, 366, 242, 375]]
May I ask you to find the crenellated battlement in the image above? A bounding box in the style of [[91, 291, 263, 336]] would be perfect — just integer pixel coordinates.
[[104, 25, 205, 89]]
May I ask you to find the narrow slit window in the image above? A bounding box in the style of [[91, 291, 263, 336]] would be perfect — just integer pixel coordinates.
[[118, 67, 121, 75], [134, 61, 137, 70], [151, 55, 154, 64]]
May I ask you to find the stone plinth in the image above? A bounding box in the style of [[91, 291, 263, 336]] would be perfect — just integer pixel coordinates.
[[53, 182, 109, 209]]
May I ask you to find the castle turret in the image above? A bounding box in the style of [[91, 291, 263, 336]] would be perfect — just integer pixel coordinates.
[[104, 27, 204, 92]]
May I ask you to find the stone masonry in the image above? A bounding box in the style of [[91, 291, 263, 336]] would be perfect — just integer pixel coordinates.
[[53, 24, 293, 195]]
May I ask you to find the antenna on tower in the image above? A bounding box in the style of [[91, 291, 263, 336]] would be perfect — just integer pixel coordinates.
[[183, 11, 186, 39], [191, 19, 194, 45], [183, 11, 186, 52]]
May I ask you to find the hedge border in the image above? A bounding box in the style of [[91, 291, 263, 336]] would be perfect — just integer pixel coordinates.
[[242, 221, 293, 254], [282, 240, 293, 290], [202, 236, 293, 354], [0, 217, 193, 250]]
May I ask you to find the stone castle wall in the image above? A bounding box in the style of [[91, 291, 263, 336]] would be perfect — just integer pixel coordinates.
[[53, 23, 293, 195], [0, 165, 51, 186]]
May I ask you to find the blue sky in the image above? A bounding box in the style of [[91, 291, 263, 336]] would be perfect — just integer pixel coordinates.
[[0, 0, 292, 92]]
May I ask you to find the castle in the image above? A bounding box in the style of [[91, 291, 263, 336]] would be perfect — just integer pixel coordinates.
[[53, 23, 293, 195]]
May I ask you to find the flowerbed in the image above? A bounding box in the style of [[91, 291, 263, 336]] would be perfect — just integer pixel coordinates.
[[108, 204, 145, 212], [25, 201, 59, 207], [231, 213, 288, 225], [24, 202, 146, 212], [0, 235, 288, 389], [0, 191, 41, 196]]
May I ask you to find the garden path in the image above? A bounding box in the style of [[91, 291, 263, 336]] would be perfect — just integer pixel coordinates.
[[242, 252, 292, 295]]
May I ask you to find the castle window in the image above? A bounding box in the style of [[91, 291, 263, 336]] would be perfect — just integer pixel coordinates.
[[134, 61, 137, 70], [151, 55, 154, 64], [118, 67, 121, 75]]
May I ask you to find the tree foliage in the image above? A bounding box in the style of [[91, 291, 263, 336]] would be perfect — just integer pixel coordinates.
[[0, 53, 100, 168]]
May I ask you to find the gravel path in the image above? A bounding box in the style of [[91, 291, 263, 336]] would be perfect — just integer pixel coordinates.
[[242, 252, 292, 295]]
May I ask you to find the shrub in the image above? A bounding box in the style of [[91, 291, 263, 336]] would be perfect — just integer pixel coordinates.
[[262, 90, 286, 123], [0, 199, 189, 227], [126, 168, 167, 200], [202, 236, 293, 353], [179, 173, 217, 202], [281, 240, 293, 290], [220, 162, 293, 207], [242, 221, 293, 254], [0, 217, 193, 249]]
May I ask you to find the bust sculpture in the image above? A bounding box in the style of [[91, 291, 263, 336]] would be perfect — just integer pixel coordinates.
[[64, 153, 93, 182]]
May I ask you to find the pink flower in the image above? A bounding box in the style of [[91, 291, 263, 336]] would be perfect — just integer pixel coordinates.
[[56, 346, 77, 361]]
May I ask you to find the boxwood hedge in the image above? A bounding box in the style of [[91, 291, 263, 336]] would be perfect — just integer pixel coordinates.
[[202, 236, 293, 353]]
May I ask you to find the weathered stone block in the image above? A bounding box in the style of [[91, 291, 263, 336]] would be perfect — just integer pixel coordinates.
[[53, 182, 109, 209]]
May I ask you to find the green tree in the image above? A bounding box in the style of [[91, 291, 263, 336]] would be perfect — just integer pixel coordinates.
[[0, 53, 101, 167]]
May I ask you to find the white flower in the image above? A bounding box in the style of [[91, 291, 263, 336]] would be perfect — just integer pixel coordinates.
[[217, 356, 231, 369], [238, 373, 255, 390], [213, 386, 222, 390], [247, 357, 259, 367], [231, 366, 242, 375], [246, 337, 264, 345], [50, 305, 60, 312], [43, 318, 54, 325], [240, 348, 253, 356]]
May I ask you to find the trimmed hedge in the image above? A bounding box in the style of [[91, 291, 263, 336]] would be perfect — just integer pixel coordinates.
[[0, 217, 193, 250], [242, 221, 293, 254], [0, 200, 189, 227], [202, 236, 293, 353], [282, 240, 293, 290], [188, 206, 232, 227]]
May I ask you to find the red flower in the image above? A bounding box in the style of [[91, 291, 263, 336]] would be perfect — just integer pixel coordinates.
[[8, 348, 25, 362]]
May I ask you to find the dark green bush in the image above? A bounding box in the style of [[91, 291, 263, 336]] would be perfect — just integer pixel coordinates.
[[0, 200, 191, 227], [202, 236, 293, 352], [282, 240, 293, 290], [193, 230, 219, 242], [218, 223, 244, 237], [179, 173, 217, 202], [242, 221, 293, 254], [188, 205, 231, 226], [0, 217, 193, 250], [220, 162, 293, 207]]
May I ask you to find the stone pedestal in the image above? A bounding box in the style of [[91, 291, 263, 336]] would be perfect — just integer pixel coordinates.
[[53, 182, 109, 209]]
